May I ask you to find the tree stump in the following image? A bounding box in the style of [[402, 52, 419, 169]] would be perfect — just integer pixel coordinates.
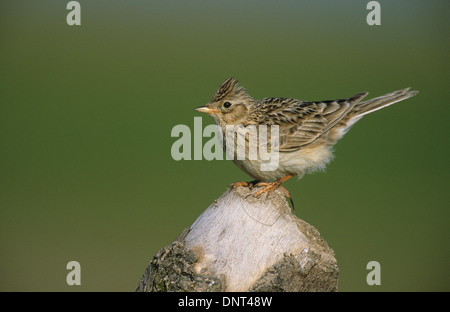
[[136, 185, 339, 292]]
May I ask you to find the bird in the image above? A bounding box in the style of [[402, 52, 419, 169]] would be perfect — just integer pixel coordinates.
[[195, 77, 418, 201]]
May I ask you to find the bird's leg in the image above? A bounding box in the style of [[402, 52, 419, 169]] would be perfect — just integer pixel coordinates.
[[232, 176, 295, 212], [252, 174, 296, 212], [252, 174, 295, 198], [231, 180, 260, 189]]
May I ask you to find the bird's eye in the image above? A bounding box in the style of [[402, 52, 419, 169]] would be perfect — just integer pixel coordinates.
[[223, 102, 232, 108]]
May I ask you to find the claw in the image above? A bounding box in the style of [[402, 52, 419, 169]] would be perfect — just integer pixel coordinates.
[[252, 174, 294, 197], [231, 181, 250, 189]]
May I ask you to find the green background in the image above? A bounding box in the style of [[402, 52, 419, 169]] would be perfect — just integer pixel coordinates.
[[1, 0, 448, 291]]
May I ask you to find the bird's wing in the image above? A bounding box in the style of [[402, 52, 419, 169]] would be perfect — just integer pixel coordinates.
[[252, 93, 368, 152]]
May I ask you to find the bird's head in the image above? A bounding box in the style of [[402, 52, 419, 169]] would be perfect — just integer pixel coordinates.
[[195, 78, 254, 127]]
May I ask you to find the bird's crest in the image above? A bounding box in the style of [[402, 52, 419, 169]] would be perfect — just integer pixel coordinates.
[[211, 77, 240, 102]]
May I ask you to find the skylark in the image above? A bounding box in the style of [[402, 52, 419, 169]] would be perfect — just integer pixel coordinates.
[[195, 78, 418, 199]]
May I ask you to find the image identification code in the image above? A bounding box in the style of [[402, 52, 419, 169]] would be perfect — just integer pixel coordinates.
[[178, 296, 273, 309]]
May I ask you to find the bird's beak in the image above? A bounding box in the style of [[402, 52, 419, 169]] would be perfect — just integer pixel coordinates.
[[195, 105, 221, 114]]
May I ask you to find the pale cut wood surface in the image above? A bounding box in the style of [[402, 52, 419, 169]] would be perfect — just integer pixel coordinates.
[[136, 186, 339, 292]]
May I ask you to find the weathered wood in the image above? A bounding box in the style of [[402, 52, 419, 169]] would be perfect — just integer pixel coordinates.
[[136, 186, 339, 292]]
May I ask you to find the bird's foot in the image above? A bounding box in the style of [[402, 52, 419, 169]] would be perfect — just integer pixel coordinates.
[[230, 175, 295, 212], [252, 175, 295, 211], [231, 181, 249, 189], [252, 174, 294, 197], [252, 181, 282, 197], [230, 180, 260, 189]]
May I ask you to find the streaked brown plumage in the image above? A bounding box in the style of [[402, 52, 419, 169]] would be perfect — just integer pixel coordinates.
[[196, 78, 418, 197]]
